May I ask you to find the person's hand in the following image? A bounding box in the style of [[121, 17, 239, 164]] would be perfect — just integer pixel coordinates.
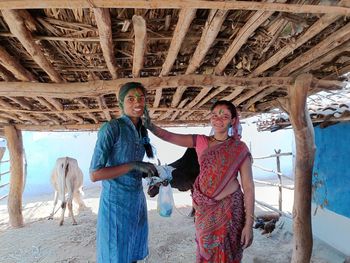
[[241, 225, 253, 249], [142, 107, 153, 130], [129, 161, 157, 177]]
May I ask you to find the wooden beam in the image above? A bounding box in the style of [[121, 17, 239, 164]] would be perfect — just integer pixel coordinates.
[[179, 85, 230, 121], [132, 15, 147, 77], [0, 64, 16, 81], [6, 97, 32, 110], [171, 9, 227, 107], [325, 63, 350, 80], [154, 8, 196, 108], [287, 74, 315, 263], [93, 8, 118, 79], [275, 22, 350, 77], [251, 3, 346, 77], [290, 41, 350, 77], [1, 9, 64, 83], [12, 118, 212, 131], [0, 106, 208, 115], [241, 21, 350, 104], [0, 75, 294, 98], [75, 98, 99, 123], [97, 96, 112, 121], [159, 97, 189, 121], [4, 125, 24, 228], [0, 98, 39, 124], [0, 46, 36, 81], [1, 1, 349, 15], [215, 10, 273, 75], [221, 86, 245, 101], [178, 87, 211, 120]]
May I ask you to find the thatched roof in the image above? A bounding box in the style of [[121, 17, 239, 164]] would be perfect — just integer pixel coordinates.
[[0, 1, 349, 134]]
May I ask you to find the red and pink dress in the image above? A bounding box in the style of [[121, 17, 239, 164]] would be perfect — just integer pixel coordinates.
[[193, 135, 251, 263]]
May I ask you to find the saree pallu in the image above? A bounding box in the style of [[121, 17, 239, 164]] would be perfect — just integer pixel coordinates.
[[193, 136, 250, 263]]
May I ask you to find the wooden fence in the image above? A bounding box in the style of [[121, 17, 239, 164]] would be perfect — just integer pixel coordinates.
[[253, 149, 294, 218], [0, 159, 10, 201]]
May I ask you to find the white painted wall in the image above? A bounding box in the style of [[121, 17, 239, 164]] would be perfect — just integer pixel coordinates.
[[312, 203, 350, 256]]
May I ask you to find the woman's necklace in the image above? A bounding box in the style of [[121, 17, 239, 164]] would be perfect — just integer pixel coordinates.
[[212, 136, 231, 142]]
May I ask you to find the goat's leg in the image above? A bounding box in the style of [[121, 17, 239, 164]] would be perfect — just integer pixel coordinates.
[[74, 188, 86, 212], [59, 200, 66, 226], [48, 191, 58, 220], [66, 183, 77, 225]]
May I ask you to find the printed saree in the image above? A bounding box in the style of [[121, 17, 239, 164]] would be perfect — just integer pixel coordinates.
[[193, 135, 250, 263]]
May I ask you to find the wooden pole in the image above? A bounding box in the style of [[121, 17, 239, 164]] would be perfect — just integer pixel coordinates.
[[4, 125, 24, 228], [287, 74, 315, 263], [275, 149, 282, 211]]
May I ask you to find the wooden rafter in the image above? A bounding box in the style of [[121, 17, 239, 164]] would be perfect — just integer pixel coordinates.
[[0, 106, 207, 115], [171, 9, 227, 108], [0, 75, 295, 98], [1, 1, 349, 15], [1, 9, 64, 83], [6, 97, 32, 110], [0, 98, 39, 125], [93, 8, 118, 79], [154, 8, 196, 108], [180, 85, 230, 120], [97, 96, 112, 121], [132, 15, 147, 77], [215, 10, 273, 75], [0, 65, 16, 82], [75, 98, 99, 124], [240, 21, 350, 107], [221, 86, 245, 101], [177, 87, 211, 120], [275, 22, 350, 77], [0, 46, 36, 81], [251, 3, 346, 77], [291, 41, 350, 78]]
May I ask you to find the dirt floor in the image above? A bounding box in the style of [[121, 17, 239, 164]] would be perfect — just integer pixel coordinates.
[[0, 184, 347, 263]]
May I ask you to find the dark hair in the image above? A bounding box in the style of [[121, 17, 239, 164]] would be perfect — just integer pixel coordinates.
[[118, 82, 146, 109], [210, 100, 237, 119], [118, 82, 154, 159]]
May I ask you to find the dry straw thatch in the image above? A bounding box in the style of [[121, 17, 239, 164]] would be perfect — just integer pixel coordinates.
[[0, 1, 348, 134]]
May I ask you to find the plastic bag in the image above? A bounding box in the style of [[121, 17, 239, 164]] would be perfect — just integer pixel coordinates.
[[157, 184, 174, 217]]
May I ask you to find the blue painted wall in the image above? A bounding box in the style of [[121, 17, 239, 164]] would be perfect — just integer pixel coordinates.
[[313, 121, 350, 218]]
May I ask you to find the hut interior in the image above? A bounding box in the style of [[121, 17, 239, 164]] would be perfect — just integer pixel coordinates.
[[0, 1, 348, 135], [0, 2, 349, 261]]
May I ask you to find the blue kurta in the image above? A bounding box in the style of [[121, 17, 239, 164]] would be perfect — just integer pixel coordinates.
[[90, 115, 148, 263]]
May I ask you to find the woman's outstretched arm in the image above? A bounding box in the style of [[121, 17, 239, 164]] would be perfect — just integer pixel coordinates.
[[144, 109, 195, 148]]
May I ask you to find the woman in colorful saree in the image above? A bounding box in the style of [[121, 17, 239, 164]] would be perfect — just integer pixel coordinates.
[[145, 100, 254, 263], [89, 82, 157, 263]]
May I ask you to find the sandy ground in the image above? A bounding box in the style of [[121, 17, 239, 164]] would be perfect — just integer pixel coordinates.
[[0, 182, 347, 263]]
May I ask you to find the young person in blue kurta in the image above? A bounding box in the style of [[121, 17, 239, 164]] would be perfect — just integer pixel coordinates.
[[90, 82, 157, 263]]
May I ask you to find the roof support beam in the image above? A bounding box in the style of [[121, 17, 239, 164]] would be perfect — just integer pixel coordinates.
[[1, 1, 349, 15], [132, 15, 147, 77], [251, 0, 349, 77], [1, 9, 64, 83], [153, 8, 196, 108], [0, 75, 295, 98], [171, 9, 227, 108], [0, 46, 36, 81], [93, 8, 118, 79], [239, 18, 350, 107], [0, 75, 343, 98], [215, 10, 273, 75]]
